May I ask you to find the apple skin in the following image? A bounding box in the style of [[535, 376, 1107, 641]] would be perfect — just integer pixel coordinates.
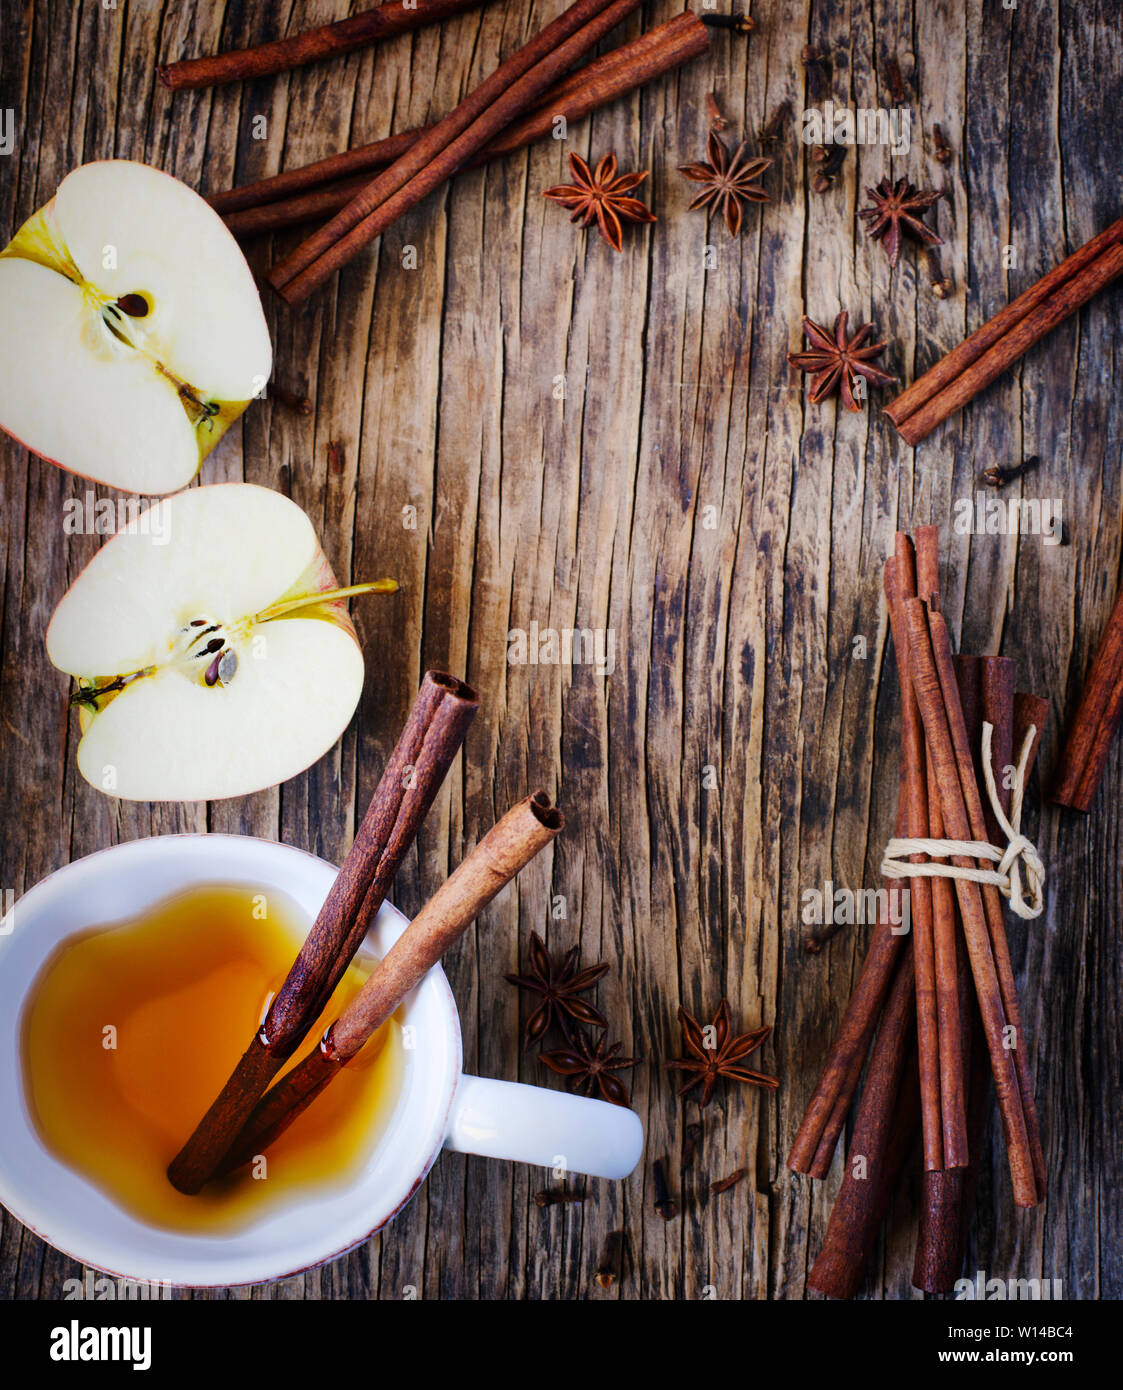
[[0, 161, 272, 493], [274, 547, 362, 646]]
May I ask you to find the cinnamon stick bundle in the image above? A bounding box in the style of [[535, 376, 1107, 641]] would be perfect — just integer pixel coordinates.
[[167, 671, 479, 1195], [903, 599, 1040, 1209], [800, 528, 1050, 1295], [884, 217, 1123, 444], [158, 0, 492, 91], [268, 0, 641, 304], [1052, 577, 1123, 812], [914, 684, 1049, 1291], [212, 13, 710, 239], [217, 792, 562, 1174], [926, 621, 1046, 1200]]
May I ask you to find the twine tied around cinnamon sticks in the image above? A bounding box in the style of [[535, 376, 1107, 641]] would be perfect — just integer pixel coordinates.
[[881, 721, 1046, 920]]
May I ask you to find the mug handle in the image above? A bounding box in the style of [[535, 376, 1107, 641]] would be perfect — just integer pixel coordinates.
[[444, 1074, 644, 1180]]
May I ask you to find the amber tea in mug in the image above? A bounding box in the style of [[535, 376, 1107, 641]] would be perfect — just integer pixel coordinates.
[[21, 883, 403, 1233]]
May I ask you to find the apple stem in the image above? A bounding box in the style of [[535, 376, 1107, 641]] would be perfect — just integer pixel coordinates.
[[256, 580, 398, 623]]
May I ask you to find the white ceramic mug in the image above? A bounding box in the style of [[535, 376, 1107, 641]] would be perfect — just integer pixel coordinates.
[[0, 834, 643, 1287]]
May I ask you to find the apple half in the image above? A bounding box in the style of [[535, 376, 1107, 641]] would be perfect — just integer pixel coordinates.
[[46, 484, 396, 802], [0, 160, 272, 493]]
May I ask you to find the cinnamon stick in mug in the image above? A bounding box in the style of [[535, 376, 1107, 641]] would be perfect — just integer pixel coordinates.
[[168, 671, 479, 1195], [217, 792, 563, 1174]]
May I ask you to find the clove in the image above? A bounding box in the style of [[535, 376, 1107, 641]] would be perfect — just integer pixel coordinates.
[[810, 143, 846, 193], [926, 247, 953, 299], [884, 55, 909, 107], [270, 382, 313, 415], [804, 922, 846, 954], [705, 91, 727, 132], [652, 1159, 677, 1220], [932, 123, 952, 164], [594, 1231, 624, 1290], [801, 45, 831, 103], [710, 1166, 747, 1195], [534, 1188, 584, 1208], [759, 99, 791, 146], [981, 456, 1040, 489], [699, 12, 755, 35]]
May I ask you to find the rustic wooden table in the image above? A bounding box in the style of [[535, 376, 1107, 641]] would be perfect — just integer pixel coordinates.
[[1, 0, 1120, 1301]]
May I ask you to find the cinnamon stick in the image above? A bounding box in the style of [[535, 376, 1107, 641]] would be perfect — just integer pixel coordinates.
[[167, 670, 479, 1194], [1052, 577, 1123, 811], [224, 175, 374, 239], [886, 537, 945, 1173], [786, 845, 907, 1175], [216, 792, 562, 1174], [903, 600, 1039, 1207], [804, 830, 909, 1179], [1015, 693, 1051, 778], [884, 219, 1123, 444], [268, 0, 641, 304], [210, 13, 709, 228], [914, 529, 968, 1170], [158, 0, 492, 91], [807, 944, 920, 1299]]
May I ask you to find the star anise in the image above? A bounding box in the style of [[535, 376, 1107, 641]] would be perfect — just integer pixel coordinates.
[[542, 152, 655, 253], [539, 1028, 642, 1107], [858, 176, 944, 268], [787, 311, 897, 412], [665, 999, 778, 1107], [678, 131, 773, 235], [505, 931, 609, 1050]]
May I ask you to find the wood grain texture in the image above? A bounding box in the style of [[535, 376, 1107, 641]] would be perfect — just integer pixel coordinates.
[[1, 0, 1120, 1300]]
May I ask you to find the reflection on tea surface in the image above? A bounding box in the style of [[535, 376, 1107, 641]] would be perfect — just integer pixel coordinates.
[[22, 883, 403, 1233]]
